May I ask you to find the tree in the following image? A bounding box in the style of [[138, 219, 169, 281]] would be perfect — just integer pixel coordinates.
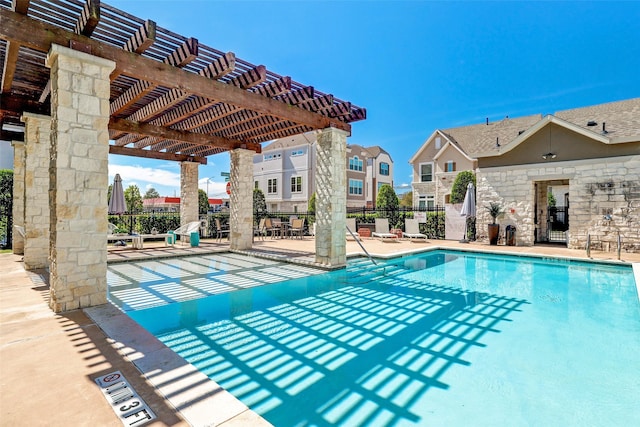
[[450, 171, 476, 204], [308, 192, 316, 214], [399, 191, 413, 208], [124, 185, 143, 213], [198, 189, 209, 214], [144, 188, 160, 199], [253, 188, 267, 214], [376, 184, 399, 210], [0, 170, 13, 248]]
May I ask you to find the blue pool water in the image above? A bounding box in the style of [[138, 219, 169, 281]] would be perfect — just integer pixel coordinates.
[[112, 251, 640, 426]]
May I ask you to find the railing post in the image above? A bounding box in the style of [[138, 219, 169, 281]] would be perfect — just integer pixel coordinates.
[[586, 233, 591, 258]]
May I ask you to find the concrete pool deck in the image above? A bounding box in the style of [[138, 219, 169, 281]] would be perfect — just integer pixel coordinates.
[[2, 237, 639, 426]]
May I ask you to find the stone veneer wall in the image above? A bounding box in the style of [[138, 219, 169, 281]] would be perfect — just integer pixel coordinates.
[[46, 44, 115, 312], [11, 140, 25, 255], [315, 127, 348, 266], [180, 161, 199, 226], [477, 155, 640, 251], [22, 113, 51, 270], [229, 149, 254, 250]]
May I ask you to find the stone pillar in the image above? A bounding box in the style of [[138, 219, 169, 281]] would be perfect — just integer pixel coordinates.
[[46, 44, 114, 312], [11, 140, 25, 255], [229, 148, 254, 250], [180, 161, 199, 225], [315, 127, 348, 266], [21, 113, 51, 270]]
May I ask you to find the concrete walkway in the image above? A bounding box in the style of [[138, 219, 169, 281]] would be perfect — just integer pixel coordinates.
[[2, 238, 638, 426]]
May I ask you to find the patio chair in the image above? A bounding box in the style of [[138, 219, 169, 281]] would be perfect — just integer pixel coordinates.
[[403, 219, 428, 241], [215, 218, 230, 242], [264, 218, 281, 239], [172, 221, 201, 245], [372, 218, 399, 242], [289, 218, 305, 239], [254, 218, 267, 240], [346, 218, 360, 241]]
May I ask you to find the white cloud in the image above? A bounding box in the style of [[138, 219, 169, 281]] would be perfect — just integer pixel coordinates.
[[198, 177, 228, 197], [108, 164, 181, 189]]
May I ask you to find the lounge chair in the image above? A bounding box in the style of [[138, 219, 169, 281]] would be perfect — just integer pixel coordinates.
[[372, 218, 399, 241], [346, 218, 360, 241], [403, 218, 428, 241], [172, 221, 201, 245], [215, 218, 230, 242]]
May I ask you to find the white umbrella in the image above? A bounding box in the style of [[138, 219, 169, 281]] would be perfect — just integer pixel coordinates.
[[108, 174, 127, 214], [460, 182, 475, 242]]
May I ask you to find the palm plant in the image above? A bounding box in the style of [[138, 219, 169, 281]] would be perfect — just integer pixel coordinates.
[[485, 202, 504, 224]]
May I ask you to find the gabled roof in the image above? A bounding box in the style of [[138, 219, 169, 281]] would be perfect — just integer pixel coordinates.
[[408, 129, 454, 163], [554, 97, 640, 142], [364, 145, 393, 162], [433, 139, 475, 163], [443, 114, 543, 157]]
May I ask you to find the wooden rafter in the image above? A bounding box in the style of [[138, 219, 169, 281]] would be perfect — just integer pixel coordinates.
[[0, 8, 352, 132], [1, 0, 30, 94], [74, 0, 100, 37], [123, 20, 156, 54], [109, 145, 207, 164], [199, 52, 235, 79], [109, 117, 262, 152]]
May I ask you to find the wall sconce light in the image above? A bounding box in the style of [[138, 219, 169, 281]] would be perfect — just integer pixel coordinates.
[[542, 152, 557, 160]]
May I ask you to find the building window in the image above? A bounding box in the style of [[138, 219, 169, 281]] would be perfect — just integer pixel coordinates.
[[349, 179, 363, 195], [379, 162, 390, 176], [268, 178, 277, 194], [445, 161, 456, 172], [418, 196, 426, 209], [427, 195, 435, 208], [263, 153, 282, 161], [349, 156, 363, 171], [435, 137, 442, 149], [420, 163, 433, 182], [291, 149, 304, 157], [290, 176, 302, 193], [254, 180, 259, 189]]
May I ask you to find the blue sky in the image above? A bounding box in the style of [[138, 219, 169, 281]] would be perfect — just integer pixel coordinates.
[[106, 0, 640, 198]]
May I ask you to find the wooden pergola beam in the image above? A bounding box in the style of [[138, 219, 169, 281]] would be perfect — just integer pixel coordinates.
[[109, 117, 262, 152], [109, 145, 208, 164], [0, 8, 351, 135], [1, 1, 30, 93]]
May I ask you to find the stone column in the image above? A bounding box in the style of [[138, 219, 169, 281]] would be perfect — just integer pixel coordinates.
[[46, 44, 114, 312], [21, 113, 51, 270], [180, 161, 199, 225], [229, 148, 254, 250], [315, 127, 348, 266], [11, 140, 25, 255]]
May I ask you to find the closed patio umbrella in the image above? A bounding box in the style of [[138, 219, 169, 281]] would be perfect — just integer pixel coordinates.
[[460, 182, 475, 243], [108, 174, 127, 215]]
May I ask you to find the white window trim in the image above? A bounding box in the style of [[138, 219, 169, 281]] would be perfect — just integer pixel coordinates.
[[419, 162, 434, 182]]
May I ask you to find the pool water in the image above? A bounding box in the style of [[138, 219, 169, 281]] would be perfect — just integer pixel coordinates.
[[112, 251, 640, 426]]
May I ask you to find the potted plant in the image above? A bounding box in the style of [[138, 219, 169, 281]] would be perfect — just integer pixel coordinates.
[[485, 202, 504, 245], [390, 221, 404, 239]]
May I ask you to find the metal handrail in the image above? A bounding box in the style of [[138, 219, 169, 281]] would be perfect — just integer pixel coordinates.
[[347, 225, 377, 266]]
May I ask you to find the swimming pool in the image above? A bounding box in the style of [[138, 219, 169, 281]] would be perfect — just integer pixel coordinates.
[[109, 250, 640, 426]]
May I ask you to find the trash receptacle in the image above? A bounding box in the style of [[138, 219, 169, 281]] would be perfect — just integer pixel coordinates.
[[505, 225, 516, 246], [190, 231, 199, 247]]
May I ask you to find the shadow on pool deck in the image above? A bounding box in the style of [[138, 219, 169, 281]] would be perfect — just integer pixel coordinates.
[[2, 238, 638, 426]]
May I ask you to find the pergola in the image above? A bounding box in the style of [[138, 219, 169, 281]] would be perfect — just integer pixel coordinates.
[[1, 0, 365, 312]]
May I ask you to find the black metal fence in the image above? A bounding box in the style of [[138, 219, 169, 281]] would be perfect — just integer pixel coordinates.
[[108, 206, 449, 240]]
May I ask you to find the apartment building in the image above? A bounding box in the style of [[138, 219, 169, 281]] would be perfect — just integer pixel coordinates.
[[254, 131, 394, 211]]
